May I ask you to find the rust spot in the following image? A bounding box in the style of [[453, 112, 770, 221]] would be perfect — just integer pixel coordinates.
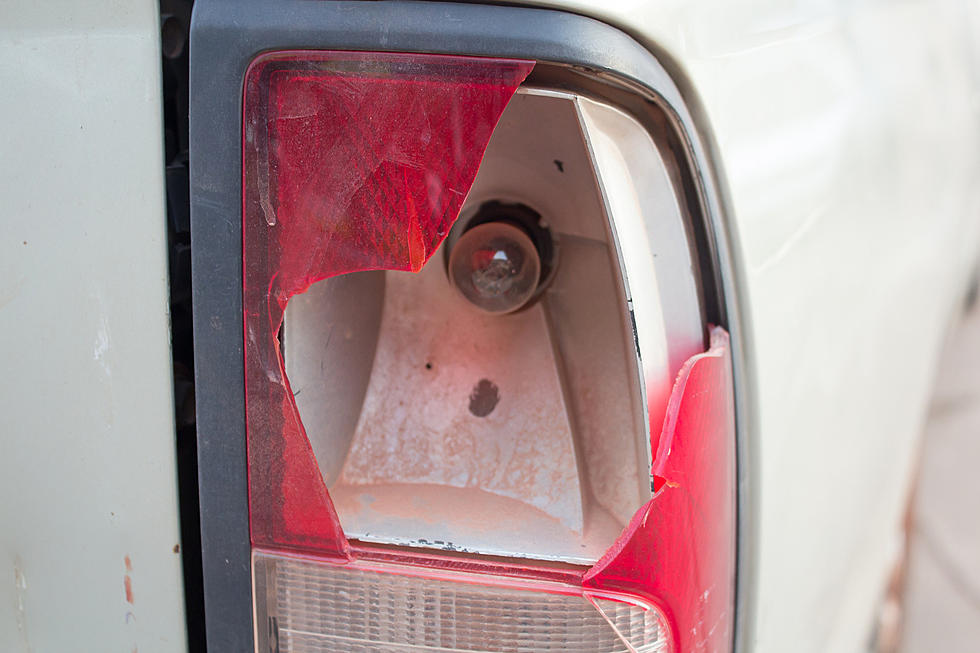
[[468, 379, 500, 417], [124, 555, 134, 604], [173, 544, 180, 554]]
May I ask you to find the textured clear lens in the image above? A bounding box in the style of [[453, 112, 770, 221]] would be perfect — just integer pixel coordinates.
[[448, 222, 541, 314], [254, 553, 668, 653]]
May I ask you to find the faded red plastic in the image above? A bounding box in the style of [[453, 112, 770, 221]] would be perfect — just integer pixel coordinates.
[[241, 51, 533, 555], [584, 326, 735, 653]]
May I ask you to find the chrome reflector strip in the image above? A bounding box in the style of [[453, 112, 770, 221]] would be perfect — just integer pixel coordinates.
[[254, 553, 667, 653]]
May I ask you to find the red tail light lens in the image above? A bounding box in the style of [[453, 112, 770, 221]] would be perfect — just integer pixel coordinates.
[[586, 327, 734, 653], [242, 50, 733, 653], [242, 51, 533, 556]]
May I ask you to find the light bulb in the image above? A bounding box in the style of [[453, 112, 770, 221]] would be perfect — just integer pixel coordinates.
[[448, 222, 541, 314]]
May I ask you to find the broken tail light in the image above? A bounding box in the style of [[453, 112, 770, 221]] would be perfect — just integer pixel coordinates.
[[243, 50, 733, 653]]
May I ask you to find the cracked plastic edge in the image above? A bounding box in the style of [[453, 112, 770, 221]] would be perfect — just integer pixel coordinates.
[[585, 326, 735, 653]]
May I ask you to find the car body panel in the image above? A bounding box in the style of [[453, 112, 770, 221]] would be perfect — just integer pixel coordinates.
[[3, 0, 980, 651], [0, 2, 188, 652], [500, 0, 980, 650]]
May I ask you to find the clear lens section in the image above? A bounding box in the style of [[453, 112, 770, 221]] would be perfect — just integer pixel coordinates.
[[254, 553, 668, 653]]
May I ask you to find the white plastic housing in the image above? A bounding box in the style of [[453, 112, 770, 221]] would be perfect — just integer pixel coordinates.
[[283, 88, 704, 563]]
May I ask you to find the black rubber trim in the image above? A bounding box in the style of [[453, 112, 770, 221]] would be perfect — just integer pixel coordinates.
[[189, 1, 754, 651]]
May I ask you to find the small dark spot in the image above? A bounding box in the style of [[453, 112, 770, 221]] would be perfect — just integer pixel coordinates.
[[553, 159, 564, 173], [173, 544, 180, 554], [425, 362, 432, 370], [22, 241, 27, 245], [468, 379, 500, 417]]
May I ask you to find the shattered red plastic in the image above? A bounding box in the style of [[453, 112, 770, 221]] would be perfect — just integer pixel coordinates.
[[242, 51, 533, 556], [585, 326, 736, 653]]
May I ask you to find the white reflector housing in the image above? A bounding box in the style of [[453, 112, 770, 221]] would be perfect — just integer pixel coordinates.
[[282, 88, 704, 565], [253, 552, 668, 653]]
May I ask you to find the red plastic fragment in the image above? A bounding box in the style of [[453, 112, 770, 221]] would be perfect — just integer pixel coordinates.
[[242, 51, 533, 556], [584, 326, 736, 653]]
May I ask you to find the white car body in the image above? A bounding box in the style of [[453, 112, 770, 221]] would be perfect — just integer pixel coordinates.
[[521, 1, 980, 650], [2, 1, 978, 652], [0, 2, 187, 653]]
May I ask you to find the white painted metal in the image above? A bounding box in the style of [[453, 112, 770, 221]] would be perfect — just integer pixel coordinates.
[[0, 1, 188, 652], [511, 0, 980, 650]]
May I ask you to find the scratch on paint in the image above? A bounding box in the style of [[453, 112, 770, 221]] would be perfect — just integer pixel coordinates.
[[0, 274, 24, 312], [753, 204, 826, 276], [93, 308, 112, 376], [124, 555, 134, 604], [14, 556, 31, 652], [124, 555, 137, 652]]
